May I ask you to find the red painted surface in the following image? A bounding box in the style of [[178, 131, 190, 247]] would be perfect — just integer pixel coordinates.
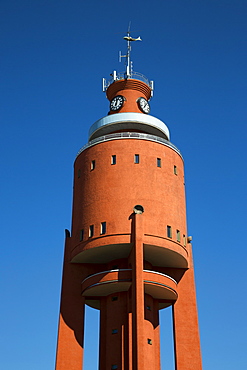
[[55, 78, 203, 369], [55, 238, 85, 370], [173, 244, 203, 370], [106, 79, 151, 114], [71, 139, 186, 262]]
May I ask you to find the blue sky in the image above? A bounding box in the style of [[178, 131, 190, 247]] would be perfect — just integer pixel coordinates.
[[1, 1, 247, 369]]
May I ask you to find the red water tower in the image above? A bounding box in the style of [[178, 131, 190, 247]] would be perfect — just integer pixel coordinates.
[[55, 33, 202, 370]]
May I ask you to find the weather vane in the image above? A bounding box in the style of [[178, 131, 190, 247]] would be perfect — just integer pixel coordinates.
[[119, 22, 142, 79]]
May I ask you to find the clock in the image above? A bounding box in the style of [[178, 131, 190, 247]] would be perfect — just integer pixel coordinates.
[[110, 95, 125, 111], [137, 97, 150, 114]]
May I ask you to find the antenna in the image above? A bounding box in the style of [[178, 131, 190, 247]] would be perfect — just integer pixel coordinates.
[[119, 23, 142, 79]]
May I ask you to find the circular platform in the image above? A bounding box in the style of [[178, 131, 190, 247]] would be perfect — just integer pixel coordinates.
[[81, 269, 177, 310], [88, 112, 170, 141]]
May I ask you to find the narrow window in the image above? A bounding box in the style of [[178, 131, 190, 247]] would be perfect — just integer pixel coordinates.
[[111, 366, 118, 370], [111, 155, 116, 165], [176, 230, 181, 242], [167, 225, 172, 238], [157, 158, 161, 167], [147, 339, 152, 345], [89, 225, 94, 238], [101, 221, 106, 235], [112, 329, 118, 334], [78, 169, 81, 178], [112, 296, 118, 302], [174, 165, 177, 175], [134, 154, 139, 164], [79, 229, 84, 242], [183, 234, 186, 246], [146, 306, 151, 311], [91, 160, 95, 171]]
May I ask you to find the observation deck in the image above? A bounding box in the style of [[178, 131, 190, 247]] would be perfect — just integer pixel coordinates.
[[88, 112, 170, 141], [81, 269, 178, 310], [76, 131, 181, 158], [103, 71, 154, 94]]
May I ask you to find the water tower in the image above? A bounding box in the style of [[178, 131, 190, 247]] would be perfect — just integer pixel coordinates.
[[55, 33, 202, 370]]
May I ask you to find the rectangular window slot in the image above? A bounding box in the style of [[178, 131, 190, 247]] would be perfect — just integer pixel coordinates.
[[183, 234, 186, 246], [78, 169, 81, 178], [79, 229, 84, 242], [111, 155, 116, 165], [100, 222, 106, 235], [167, 225, 172, 238], [157, 158, 161, 167], [112, 329, 118, 334], [146, 306, 151, 311], [89, 225, 94, 238], [111, 296, 118, 301], [147, 338, 152, 345], [174, 165, 177, 175], [91, 160, 95, 171], [176, 230, 181, 242], [134, 154, 139, 164]]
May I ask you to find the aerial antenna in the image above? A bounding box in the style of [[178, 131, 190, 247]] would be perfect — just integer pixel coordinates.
[[119, 22, 142, 79]]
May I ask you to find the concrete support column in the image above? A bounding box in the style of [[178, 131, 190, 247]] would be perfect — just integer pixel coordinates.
[[99, 292, 129, 370], [55, 237, 85, 370], [131, 212, 145, 370], [172, 244, 202, 370]]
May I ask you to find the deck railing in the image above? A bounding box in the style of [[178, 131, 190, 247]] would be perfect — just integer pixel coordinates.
[[76, 132, 181, 158]]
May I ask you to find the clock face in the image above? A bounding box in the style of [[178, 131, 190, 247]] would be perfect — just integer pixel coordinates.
[[110, 95, 125, 111], [137, 97, 150, 114]]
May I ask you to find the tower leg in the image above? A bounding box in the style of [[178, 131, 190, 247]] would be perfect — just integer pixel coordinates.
[[172, 245, 202, 370], [129, 212, 162, 370], [131, 212, 145, 370], [55, 237, 85, 370], [99, 292, 129, 370]]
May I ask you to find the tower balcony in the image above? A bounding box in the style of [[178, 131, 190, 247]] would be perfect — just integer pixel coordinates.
[[70, 234, 188, 268], [103, 71, 153, 96], [88, 113, 170, 141], [77, 131, 180, 158], [81, 269, 177, 310]]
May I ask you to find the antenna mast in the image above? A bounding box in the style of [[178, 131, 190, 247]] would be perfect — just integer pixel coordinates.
[[120, 23, 142, 79], [126, 26, 131, 78]]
